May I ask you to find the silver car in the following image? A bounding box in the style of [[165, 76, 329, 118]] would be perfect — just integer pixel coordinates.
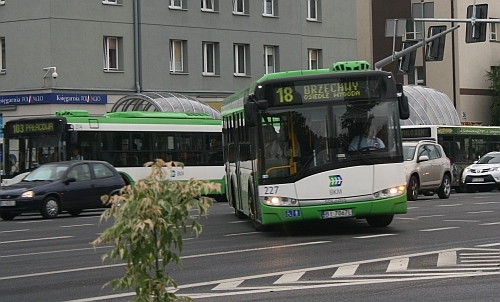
[[461, 151, 500, 193], [403, 140, 452, 201]]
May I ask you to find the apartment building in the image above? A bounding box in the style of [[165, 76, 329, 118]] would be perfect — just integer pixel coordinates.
[[0, 0, 368, 128]]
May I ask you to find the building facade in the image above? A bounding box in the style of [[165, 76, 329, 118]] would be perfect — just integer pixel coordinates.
[[0, 0, 366, 127]]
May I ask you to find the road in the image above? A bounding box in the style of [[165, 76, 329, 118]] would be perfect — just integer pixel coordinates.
[[1, 192, 498, 302]]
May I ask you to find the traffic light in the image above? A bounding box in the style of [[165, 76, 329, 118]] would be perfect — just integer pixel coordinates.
[[466, 4, 488, 43], [398, 40, 418, 75], [425, 26, 446, 61]]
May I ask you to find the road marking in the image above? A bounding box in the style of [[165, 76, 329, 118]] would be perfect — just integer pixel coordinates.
[[0, 245, 112, 259], [395, 217, 417, 220], [473, 201, 498, 205], [420, 227, 460, 232], [228, 221, 248, 224], [477, 243, 499, 247], [0, 229, 29, 233], [443, 220, 478, 222], [407, 207, 419, 210], [60, 224, 95, 228], [479, 222, 500, 225], [332, 264, 359, 277], [275, 272, 305, 283], [353, 234, 396, 239], [436, 204, 462, 207], [437, 251, 456, 267], [17, 220, 52, 224], [224, 232, 260, 237], [387, 258, 409, 272], [416, 215, 444, 218], [0, 236, 74, 244], [467, 210, 494, 214]]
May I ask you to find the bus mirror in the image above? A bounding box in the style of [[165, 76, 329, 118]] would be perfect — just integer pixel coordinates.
[[256, 100, 269, 110], [244, 101, 257, 127], [397, 84, 410, 120]]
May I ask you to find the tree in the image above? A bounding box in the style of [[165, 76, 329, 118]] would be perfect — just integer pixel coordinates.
[[486, 64, 500, 125], [92, 159, 220, 301]]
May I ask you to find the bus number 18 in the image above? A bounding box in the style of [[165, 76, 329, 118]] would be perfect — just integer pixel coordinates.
[[275, 87, 294, 103]]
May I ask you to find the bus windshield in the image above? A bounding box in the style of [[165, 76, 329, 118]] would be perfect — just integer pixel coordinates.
[[260, 100, 401, 181]]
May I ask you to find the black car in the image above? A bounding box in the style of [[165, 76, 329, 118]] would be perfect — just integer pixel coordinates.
[[0, 160, 124, 220]]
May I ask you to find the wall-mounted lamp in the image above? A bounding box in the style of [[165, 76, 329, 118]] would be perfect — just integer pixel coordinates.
[[43, 67, 58, 79]]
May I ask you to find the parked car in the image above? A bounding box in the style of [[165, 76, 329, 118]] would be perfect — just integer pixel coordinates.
[[403, 140, 452, 201], [0, 160, 124, 220], [461, 151, 500, 193]]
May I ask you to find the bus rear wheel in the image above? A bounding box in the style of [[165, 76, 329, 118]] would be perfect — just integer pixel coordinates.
[[366, 215, 393, 227]]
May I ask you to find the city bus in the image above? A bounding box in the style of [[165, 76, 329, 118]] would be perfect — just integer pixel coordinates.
[[401, 124, 500, 192], [2, 110, 225, 200], [222, 61, 410, 230]]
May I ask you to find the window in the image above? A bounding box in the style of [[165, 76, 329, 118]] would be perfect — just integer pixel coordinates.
[[307, 0, 321, 21], [308, 49, 321, 70], [92, 163, 115, 179], [202, 42, 218, 75], [234, 44, 249, 76], [264, 45, 278, 74], [263, 0, 278, 17], [406, 20, 423, 40], [170, 40, 187, 73], [103, 37, 120, 71], [201, 0, 218, 12], [490, 21, 498, 41], [407, 66, 424, 85], [233, 0, 248, 15], [1, 38, 5, 72], [169, 0, 186, 9]]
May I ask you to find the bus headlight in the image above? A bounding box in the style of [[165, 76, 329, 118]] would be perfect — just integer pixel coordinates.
[[21, 191, 35, 198], [264, 196, 298, 206], [373, 185, 405, 199]]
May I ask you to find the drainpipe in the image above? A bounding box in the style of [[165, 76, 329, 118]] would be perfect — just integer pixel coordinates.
[[451, 0, 457, 108], [133, 0, 141, 93]]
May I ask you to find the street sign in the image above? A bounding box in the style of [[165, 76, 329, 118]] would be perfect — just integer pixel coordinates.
[[466, 4, 488, 43], [426, 26, 447, 61]]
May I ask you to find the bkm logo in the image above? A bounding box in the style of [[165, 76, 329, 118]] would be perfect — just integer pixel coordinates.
[[329, 175, 342, 187]]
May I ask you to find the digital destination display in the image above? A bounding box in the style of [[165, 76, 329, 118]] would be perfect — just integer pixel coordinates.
[[4, 119, 65, 136], [401, 128, 432, 139], [269, 76, 386, 106]]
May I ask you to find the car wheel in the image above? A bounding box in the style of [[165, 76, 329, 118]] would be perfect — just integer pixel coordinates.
[[0, 212, 16, 221], [67, 209, 83, 217], [437, 175, 451, 199], [366, 215, 394, 227], [41, 197, 59, 219], [407, 176, 419, 201]]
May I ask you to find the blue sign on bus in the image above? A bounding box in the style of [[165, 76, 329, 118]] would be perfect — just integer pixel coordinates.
[[0, 93, 107, 106]]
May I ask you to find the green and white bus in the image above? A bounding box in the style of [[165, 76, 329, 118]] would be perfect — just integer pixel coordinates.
[[222, 61, 410, 230], [401, 124, 500, 192], [2, 110, 225, 200]]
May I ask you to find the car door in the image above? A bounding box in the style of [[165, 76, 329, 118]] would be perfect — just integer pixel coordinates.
[[417, 145, 434, 188], [62, 163, 94, 210], [427, 144, 445, 185], [90, 163, 120, 208]]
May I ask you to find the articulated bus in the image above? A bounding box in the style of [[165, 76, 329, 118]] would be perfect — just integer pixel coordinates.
[[401, 124, 500, 192], [2, 110, 225, 200], [222, 61, 410, 230]]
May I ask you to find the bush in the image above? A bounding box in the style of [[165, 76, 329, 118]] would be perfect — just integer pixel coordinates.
[[92, 159, 220, 301]]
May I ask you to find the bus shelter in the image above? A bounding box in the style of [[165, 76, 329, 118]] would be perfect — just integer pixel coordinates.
[[401, 85, 460, 126]]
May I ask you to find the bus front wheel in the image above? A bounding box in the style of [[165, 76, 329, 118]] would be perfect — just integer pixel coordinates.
[[366, 215, 393, 227]]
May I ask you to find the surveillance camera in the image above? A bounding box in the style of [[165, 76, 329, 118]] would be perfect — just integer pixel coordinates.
[[52, 72, 58, 79]]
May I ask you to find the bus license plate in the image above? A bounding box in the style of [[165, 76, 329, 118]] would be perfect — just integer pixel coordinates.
[[1, 200, 16, 206], [322, 209, 352, 219], [472, 178, 484, 182]]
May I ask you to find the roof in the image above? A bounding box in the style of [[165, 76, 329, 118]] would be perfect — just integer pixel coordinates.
[[401, 85, 460, 126]]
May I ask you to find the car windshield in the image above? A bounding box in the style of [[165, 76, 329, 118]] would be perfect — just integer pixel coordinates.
[[476, 154, 500, 164], [403, 145, 416, 161], [23, 164, 70, 181]]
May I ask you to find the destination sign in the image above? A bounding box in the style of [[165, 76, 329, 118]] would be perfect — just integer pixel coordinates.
[[401, 128, 432, 139], [269, 76, 386, 106], [4, 119, 65, 136]]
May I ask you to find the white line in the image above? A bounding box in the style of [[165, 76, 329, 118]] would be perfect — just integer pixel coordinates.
[[436, 204, 462, 207], [467, 210, 494, 214], [0, 236, 74, 244], [461, 253, 499, 256], [228, 221, 248, 224], [212, 280, 245, 290], [479, 222, 500, 225], [473, 201, 499, 205], [353, 234, 396, 239], [387, 258, 409, 272], [443, 220, 478, 222], [407, 207, 419, 210], [17, 220, 52, 224], [1, 245, 112, 259], [395, 217, 417, 220], [437, 251, 457, 267], [332, 264, 359, 277], [420, 227, 460, 232], [60, 224, 95, 228], [275, 272, 305, 284], [0, 229, 29, 233], [224, 232, 260, 237], [476, 243, 500, 247], [416, 215, 445, 218], [460, 259, 499, 263]]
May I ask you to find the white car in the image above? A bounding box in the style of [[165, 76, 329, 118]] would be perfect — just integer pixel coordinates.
[[461, 151, 500, 193], [403, 140, 452, 201]]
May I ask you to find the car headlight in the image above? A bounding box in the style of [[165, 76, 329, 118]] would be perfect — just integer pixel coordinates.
[[491, 166, 500, 171], [21, 191, 35, 198], [373, 185, 406, 199], [264, 196, 298, 206]]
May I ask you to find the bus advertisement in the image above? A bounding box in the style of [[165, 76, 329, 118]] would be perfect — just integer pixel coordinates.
[[222, 61, 410, 231], [401, 124, 500, 192], [2, 110, 226, 201]]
